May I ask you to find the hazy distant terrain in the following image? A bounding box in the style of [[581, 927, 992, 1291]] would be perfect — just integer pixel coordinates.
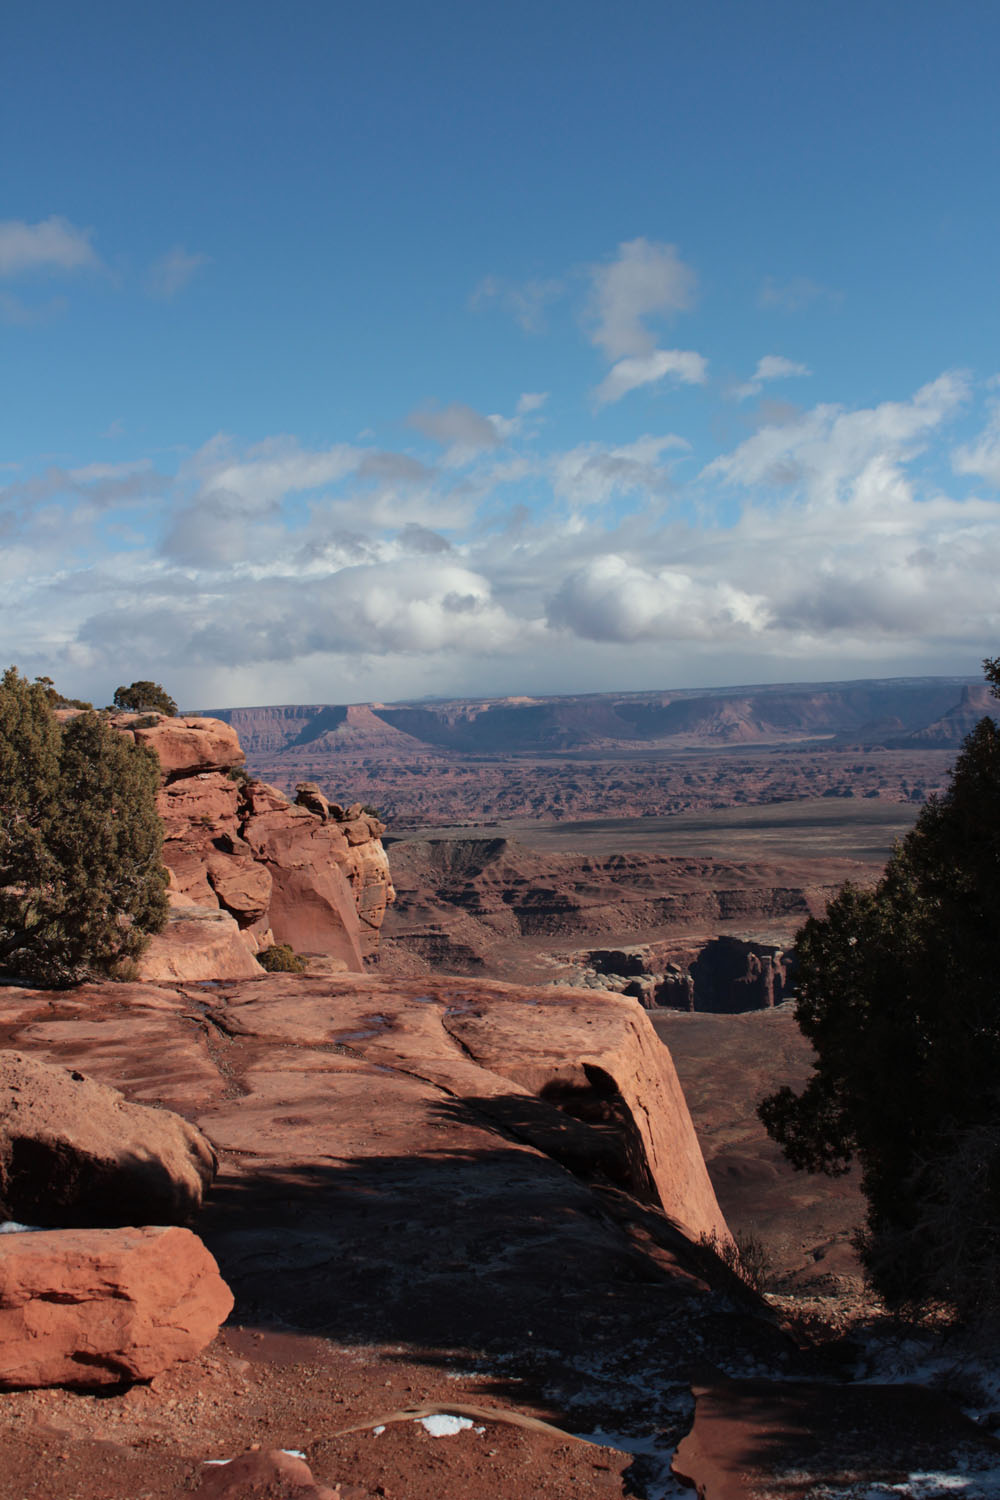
[[209, 675, 982, 824]]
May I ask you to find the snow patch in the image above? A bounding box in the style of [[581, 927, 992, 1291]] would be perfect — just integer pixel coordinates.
[[416, 1414, 476, 1437]]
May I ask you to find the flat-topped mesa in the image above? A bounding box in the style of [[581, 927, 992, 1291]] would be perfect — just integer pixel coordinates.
[[105, 714, 394, 981]]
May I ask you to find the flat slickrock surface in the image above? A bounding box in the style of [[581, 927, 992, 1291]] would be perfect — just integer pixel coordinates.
[[0, 974, 968, 1499]]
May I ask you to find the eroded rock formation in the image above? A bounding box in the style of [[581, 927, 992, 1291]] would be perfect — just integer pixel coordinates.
[[103, 714, 394, 979]]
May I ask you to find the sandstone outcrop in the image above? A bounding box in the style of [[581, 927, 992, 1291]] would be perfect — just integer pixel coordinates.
[[0, 1225, 233, 1388], [0, 1050, 217, 1228], [105, 713, 395, 980]]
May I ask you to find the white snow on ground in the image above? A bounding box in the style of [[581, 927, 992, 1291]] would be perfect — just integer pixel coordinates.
[[416, 1414, 476, 1436], [203, 1448, 308, 1466], [811, 1470, 1000, 1499], [0, 1222, 42, 1233], [573, 1426, 689, 1500]]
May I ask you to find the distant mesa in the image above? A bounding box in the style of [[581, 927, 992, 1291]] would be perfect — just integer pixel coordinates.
[[206, 675, 985, 760]]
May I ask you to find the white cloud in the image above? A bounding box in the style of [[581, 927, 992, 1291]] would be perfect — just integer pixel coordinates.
[[592, 349, 708, 407], [0, 216, 99, 277], [705, 372, 969, 500], [189, 435, 363, 510], [407, 402, 501, 456], [953, 398, 1000, 488], [548, 554, 769, 642], [552, 435, 687, 509], [733, 355, 811, 401], [0, 291, 69, 325], [146, 245, 211, 299], [516, 392, 548, 415], [587, 238, 697, 360], [5, 372, 1000, 707]]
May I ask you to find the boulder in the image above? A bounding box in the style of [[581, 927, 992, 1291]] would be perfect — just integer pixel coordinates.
[[194, 1449, 339, 1499], [0, 1050, 217, 1228], [123, 715, 246, 780], [294, 781, 331, 821], [0, 1225, 233, 1388], [138, 896, 265, 983]]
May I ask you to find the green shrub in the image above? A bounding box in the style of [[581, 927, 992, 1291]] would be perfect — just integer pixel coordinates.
[[257, 943, 306, 973]]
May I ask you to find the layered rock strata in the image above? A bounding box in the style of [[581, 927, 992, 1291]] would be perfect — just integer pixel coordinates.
[[103, 715, 394, 979]]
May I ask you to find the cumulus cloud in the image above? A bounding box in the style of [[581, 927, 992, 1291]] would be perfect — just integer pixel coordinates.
[[732, 355, 811, 401], [548, 554, 769, 642], [0, 216, 99, 277], [78, 558, 524, 668], [188, 435, 363, 511], [146, 246, 211, 299], [586, 238, 697, 360], [705, 372, 969, 499], [592, 349, 708, 407]]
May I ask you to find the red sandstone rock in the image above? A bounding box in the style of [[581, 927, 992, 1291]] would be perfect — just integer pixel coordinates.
[[0, 973, 810, 1500], [206, 853, 273, 923], [157, 771, 241, 828], [340, 837, 395, 959], [0, 1225, 233, 1388], [117, 715, 245, 779], [137, 896, 264, 982], [0, 1050, 217, 1228], [194, 1449, 339, 1499], [108, 712, 395, 980]]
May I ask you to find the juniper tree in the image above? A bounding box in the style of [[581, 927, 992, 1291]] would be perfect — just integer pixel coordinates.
[[759, 658, 1000, 1312], [112, 680, 178, 716], [0, 668, 168, 985]]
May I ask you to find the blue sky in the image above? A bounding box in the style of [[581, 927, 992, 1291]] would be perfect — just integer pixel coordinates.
[[3, 0, 1000, 708]]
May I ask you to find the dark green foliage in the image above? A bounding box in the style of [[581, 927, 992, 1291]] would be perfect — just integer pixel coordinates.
[[1, 668, 168, 986], [33, 675, 93, 711], [112, 681, 178, 716], [759, 660, 1000, 1311], [257, 943, 306, 974]]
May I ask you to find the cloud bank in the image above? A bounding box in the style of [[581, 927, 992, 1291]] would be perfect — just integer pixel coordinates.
[[3, 368, 998, 707]]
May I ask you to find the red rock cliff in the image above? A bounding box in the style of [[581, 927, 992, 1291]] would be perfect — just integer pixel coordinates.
[[102, 715, 394, 981]]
